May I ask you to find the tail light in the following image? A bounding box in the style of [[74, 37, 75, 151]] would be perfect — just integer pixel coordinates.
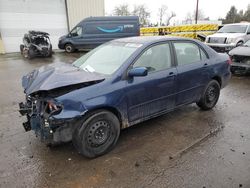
[[227, 58, 232, 65]]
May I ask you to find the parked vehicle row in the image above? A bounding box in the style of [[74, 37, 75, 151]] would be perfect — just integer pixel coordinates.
[[19, 36, 231, 158]]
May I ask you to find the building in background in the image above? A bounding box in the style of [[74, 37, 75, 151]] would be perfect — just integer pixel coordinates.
[[0, 0, 104, 53]]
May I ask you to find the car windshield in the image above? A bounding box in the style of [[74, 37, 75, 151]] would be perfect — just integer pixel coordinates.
[[73, 42, 141, 75], [217, 25, 247, 33], [244, 40, 250, 47]]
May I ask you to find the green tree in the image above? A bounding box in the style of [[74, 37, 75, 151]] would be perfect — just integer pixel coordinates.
[[224, 6, 239, 23]]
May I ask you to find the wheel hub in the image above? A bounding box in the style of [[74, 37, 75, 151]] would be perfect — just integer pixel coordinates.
[[87, 121, 110, 147], [206, 85, 216, 102]]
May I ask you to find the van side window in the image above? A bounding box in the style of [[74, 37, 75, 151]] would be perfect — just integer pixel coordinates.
[[133, 43, 172, 73], [70, 26, 82, 37], [173, 42, 202, 66]]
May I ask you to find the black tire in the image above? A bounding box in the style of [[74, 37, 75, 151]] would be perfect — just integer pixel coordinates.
[[27, 48, 35, 59], [20, 45, 24, 54], [196, 80, 220, 110], [72, 110, 120, 158], [65, 43, 75, 53], [47, 45, 53, 57], [22, 48, 33, 59]]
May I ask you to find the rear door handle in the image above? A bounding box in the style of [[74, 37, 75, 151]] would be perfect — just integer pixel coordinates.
[[169, 72, 175, 76]]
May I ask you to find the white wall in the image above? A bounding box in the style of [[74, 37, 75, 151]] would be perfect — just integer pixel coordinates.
[[0, 0, 68, 52], [66, 0, 105, 30]]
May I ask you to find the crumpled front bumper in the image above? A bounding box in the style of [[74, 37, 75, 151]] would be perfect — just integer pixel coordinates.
[[18, 99, 83, 145], [231, 63, 250, 75]]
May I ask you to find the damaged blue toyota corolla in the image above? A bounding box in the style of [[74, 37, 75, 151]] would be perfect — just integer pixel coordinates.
[[19, 36, 231, 158]]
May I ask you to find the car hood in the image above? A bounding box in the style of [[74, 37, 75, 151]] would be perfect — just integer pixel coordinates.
[[22, 62, 106, 95], [229, 46, 250, 56], [208, 33, 245, 38]]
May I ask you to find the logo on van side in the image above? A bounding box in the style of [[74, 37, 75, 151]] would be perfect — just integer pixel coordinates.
[[97, 26, 123, 33]]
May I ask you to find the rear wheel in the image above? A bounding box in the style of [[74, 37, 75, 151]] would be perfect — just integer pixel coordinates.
[[22, 48, 34, 59], [65, 43, 75, 53], [20, 45, 24, 54], [72, 110, 120, 158], [196, 80, 220, 110]]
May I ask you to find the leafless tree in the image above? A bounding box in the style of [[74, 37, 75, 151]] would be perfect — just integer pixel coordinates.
[[184, 12, 192, 24], [158, 5, 168, 26], [113, 4, 130, 16], [132, 4, 150, 26], [165, 12, 176, 26]]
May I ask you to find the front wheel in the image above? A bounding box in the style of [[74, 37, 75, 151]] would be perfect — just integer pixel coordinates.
[[73, 110, 120, 158], [196, 80, 220, 110], [65, 43, 75, 53]]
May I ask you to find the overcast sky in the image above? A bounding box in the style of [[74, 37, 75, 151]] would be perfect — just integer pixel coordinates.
[[105, 0, 250, 24]]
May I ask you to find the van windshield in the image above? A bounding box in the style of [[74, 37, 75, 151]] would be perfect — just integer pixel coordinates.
[[217, 25, 247, 33], [73, 42, 142, 75]]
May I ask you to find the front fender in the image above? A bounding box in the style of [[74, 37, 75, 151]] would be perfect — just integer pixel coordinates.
[[52, 99, 88, 120]]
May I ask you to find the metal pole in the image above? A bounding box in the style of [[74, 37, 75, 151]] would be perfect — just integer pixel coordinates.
[[195, 0, 199, 24], [65, 0, 70, 32]]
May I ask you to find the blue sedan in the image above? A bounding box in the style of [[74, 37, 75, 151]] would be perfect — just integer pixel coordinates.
[[19, 36, 231, 158]]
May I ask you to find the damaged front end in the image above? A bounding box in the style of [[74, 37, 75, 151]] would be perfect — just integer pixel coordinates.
[[18, 62, 106, 145], [230, 55, 250, 75], [19, 94, 81, 145]]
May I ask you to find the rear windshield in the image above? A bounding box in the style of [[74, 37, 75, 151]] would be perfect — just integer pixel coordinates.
[[73, 42, 141, 75], [217, 25, 247, 33]]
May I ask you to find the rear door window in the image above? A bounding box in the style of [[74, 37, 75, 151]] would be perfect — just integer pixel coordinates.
[[173, 42, 203, 66]]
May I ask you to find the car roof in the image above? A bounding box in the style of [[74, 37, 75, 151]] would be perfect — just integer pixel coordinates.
[[111, 36, 194, 45], [224, 22, 250, 26], [82, 16, 139, 22]]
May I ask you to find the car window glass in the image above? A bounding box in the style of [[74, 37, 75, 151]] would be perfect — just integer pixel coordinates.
[[174, 42, 201, 65], [200, 49, 208, 60], [74, 42, 139, 75], [247, 26, 250, 34], [133, 43, 172, 73], [70, 26, 82, 37]]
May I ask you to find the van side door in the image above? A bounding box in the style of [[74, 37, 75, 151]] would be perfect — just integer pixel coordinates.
[[69, 26, 84, 48]]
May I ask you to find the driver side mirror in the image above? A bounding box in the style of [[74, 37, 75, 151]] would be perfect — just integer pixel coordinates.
[[128, 67, 148, 77]]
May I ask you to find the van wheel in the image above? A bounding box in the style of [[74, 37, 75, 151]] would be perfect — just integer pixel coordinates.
[[196, 80, 220, 110], [72, 110, 120, 158], [65, 43, 75, 53]]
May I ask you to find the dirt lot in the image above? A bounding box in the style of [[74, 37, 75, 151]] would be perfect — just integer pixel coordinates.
[[0, 53, 250, 188]]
